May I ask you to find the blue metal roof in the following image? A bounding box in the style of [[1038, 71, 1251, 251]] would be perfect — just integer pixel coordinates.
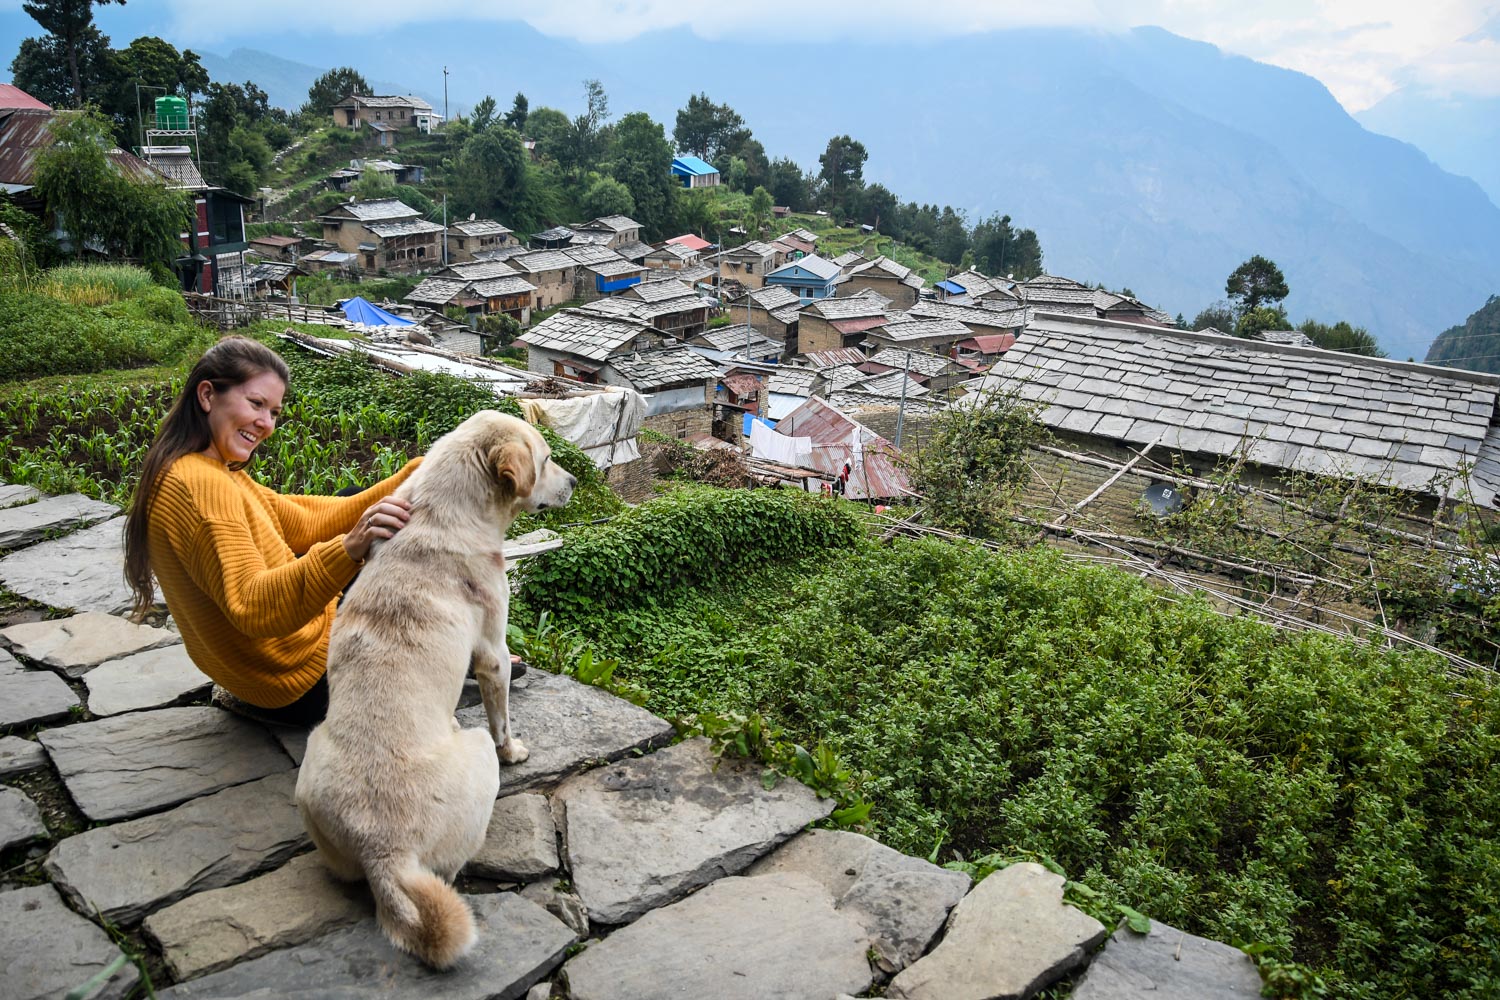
[[672, 155, 719, 176], [937, 279, 967, 294]]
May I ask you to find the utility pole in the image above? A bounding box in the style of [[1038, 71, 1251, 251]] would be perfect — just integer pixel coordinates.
[[443, 67, 449, 123], [894, 349, 913, 448], [442, 192, 448, 265]]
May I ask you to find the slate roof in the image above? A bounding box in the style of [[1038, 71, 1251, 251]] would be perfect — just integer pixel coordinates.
[[518, 310, 655, 362], [784, 227, 819, 243], [768, 254, 840, 282], [614, 239, 656, 261], [766, 367, 820, 395], [826, 389, 948, 416], [670, 263, 717, 285], [583, 258, 644, 279], [869, 317, 972, 345], [719, 240, 777, 260], [746, 286, 801, 311], [856, 371, 930, 398], [562, 244, 625, 266], [510, 250, 575, 273], [646, 243, 699, 262], [470, 275, 536, 297], [342, 94, 432, 111], [441, 260, 518, 280], [471, 246, 531, 263], [944, 269, 1018, 300], [908, 300, 1031, 331], [331, 198, 418, 222], [629, 279, 698, 304], [581, 214, 641, 233], [449, 219, 512, 237], [869, 347, 956, 377], [982, 316, 1500, 506], [249, 235, 301, 248], [532, 225, 575, 243], [848, 256, 925, 289], [821, 364, 870, 390], [804, 295, 889, 321], [247, 262, 299, 283], [366, 219, 444, 238], [608, 348, 718, 390], [694, 325, 784, 354], [805, 348, 870, 368], [832, 251, 868, 269], [406, 277, 469, 305]]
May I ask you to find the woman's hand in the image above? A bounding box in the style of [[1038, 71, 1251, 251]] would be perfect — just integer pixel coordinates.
[[343, 497, 412, 563]]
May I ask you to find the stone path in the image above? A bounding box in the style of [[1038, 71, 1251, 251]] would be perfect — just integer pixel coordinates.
[[0, 481, 1267, 999]]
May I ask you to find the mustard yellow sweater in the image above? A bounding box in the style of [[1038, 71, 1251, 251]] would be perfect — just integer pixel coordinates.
[[147, 452, 422, 708]]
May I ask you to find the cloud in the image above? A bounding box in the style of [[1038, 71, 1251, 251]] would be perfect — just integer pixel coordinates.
[[126, 0, 1500, 109]]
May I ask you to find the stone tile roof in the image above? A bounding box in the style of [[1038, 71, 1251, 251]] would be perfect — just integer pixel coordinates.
[[827, 389, 948, 415], [983, 316, 1500, 505], [469, 275, 536, 297], [784, 227, 819, 243], [805, 348, 869, 368], [614, 239, 656, 261], [607, 348, 717, 390], [345, 95, 432, 111], [869, 347, 956, 377], [646, 243, 699, 262], [871, 318, 972, 344], [804, 296, 889, 321], [628, 279, 698, 305], [449, 219, 511, 237], [581, 214, 641, 233], [832, 251, 868, 269], [471, 246, 530, 263], [769, 304, 802, 324], [820, 364, 869, 390], [510, 250, 576, 273], [365, 218, 445, 238], [247, 262, 298, 283], [855, 370, 930, 398], [406, 277, 468, 305], [670, 263, 716, 284], [746, 286, 801, 311], [327, 198, 418, 223], [517, 310, 655, 362], [907, 300, 1031, 330], [532, 226, 575, 243], [766, 367, 819, 395], [693, 325, 784, 354], [562, 245, 622, 266], [583, 258, 644, 279], [441, 260, 518, 280], [848, 256, 925, 289]]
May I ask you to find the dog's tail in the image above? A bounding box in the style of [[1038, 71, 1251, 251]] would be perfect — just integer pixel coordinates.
[[367, 855, 477, 969]]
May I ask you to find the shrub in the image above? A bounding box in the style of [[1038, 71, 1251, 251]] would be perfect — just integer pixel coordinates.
[[0, 288, 211, 381]]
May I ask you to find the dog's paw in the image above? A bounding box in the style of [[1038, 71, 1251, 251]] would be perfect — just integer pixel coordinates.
[[498, 739, 530, 765]]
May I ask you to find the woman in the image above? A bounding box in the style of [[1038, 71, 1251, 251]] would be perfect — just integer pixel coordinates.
[[123, 336, 418, 725]]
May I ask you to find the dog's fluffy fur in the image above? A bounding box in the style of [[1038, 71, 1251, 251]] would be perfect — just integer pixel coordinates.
[[295, 411, 575, 969]]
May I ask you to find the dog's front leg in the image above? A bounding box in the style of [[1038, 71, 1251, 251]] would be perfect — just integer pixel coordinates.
[[473, 644, 528, 765]]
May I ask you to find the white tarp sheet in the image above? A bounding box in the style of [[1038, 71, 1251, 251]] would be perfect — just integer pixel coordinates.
[[519, 388, 645, 469], [749, 420, 813, 467]]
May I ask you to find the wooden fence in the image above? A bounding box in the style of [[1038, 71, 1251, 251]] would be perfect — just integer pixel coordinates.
[[184, 294, 348, 331]]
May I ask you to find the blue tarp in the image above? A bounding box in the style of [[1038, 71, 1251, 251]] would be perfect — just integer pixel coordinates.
[[339, 296, 415, 327], [743, 413, 777, 436], [936, 279, 967, 294], [597, 275, 642, 293]]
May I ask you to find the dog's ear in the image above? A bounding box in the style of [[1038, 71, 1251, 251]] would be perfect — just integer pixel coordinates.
[[489, 440, 537, 498]]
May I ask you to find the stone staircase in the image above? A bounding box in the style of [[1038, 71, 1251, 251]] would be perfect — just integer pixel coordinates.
[[0, 484, 1265, 999]]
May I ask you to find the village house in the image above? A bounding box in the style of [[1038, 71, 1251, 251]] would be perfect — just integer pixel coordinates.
[[611, 238, 655, 263], [318, 198, 443, 274], [578, 277, 710, 339], [607, 348, 721, 439], [660, 262, 717, 289], [330, 94, 436, 131], [245, 260, 303, 298], [768, 396, 912, 499], [838, 255, 926, 309], [906, 299, 1032, 341], [796, 290, 895, 356], [861, 346, 975, 397], [298, 248, 358, 274], [665, 233, 713, 253], [982, 315, 1500, 510], [505, 249, 579, 310], [864, 316, 974, 357], [832, 250, 869, 272], [531, 226, 576, 250], [686, 324, 785, 364], [572, 215, 644, 249], [445, 218, 516, 263], [764, 365, 823, 420], [777, 233, 816, 258], [246, 234, 304, 262], [712, 240, 779, 290], [954, 333, 1017, 369], [672, 155, 721, 188], [516, 308, 666, 383], [765, 253, 843, 305], [643, 242, 702, 270], [1091, 289, 1175, 325], [935, 269, 1020, 305], [561, 244, 646, 302]]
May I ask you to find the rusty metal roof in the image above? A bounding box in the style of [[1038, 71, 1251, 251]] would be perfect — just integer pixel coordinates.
[[774, 395, 911, 499], [0, 109, 159, 189]]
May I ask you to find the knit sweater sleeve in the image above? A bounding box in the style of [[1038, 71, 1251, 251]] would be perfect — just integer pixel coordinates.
[[255, 458, 424, 555], [183, 515, 358, 638]]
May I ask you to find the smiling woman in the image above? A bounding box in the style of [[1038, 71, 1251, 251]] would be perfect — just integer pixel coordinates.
[[121, 336, 422, 724]]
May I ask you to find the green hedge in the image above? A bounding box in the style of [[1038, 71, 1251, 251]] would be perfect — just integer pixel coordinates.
[[518, 485, 863, 617], [0, 288, 209, 381]]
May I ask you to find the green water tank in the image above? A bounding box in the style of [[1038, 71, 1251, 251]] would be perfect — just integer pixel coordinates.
[[155, 95, 188, 130]]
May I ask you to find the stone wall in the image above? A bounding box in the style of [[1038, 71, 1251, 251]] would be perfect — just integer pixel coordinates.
[[642, 407, 712, 441], [605, 456, 655, 503]]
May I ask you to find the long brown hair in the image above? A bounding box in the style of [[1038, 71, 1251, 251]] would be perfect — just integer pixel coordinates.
[[123, 336, 290, 620]]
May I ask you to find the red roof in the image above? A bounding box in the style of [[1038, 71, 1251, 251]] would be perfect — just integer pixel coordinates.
[[0, 85, 50, 111], [250, 234, 302, 247], [958, 333, 1016, 354], [829, 315, 888, 335], [665, 233, 712, 251]]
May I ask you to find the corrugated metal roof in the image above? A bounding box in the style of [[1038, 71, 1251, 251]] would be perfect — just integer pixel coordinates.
[[775, 396, 911, 499], [957, 334, 1017, 354], [768, 253, 840, 281], [665, 233, 712, 251], [672, 155, 719, 175], [0, 109, 159, 188], [0, 85, 50, 111]]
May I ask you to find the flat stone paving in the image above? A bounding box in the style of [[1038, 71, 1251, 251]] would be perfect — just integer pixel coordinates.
[[0, 493, 118, 549], [0, 482, 1270, 998]]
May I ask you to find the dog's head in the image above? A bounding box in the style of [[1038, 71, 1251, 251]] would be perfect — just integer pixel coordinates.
[[484, 413, 577, 513]]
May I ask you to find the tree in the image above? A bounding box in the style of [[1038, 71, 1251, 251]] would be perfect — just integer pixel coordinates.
[[1191, 301, 1237, 333], [1236, 306, 1289, 339], [33, 108, 190, 270], [1225, 255, 1289, 314], [580, 175, 635, 220], [672, 93, 745, 161], [768, 157, 812, 212], [470, 95, 497, 132], [19, 0, 125, 106], [1298, 319, 1386, 357], [818, 135, 867, 209], [609, 111, 676, 240], [503, 92, 528, 132], [526, 107, 570, 163], [744, 185, 773, 238], [303, 66, 369, 120], [559, 79, 610, 180], [452, 125, 528, 221], [199, 81, 274, 194]]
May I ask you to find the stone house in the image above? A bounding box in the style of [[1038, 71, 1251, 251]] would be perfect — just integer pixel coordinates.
[[797, 292, 894, 356], [864, 317, 974, 357], [712, 241, 778, 290], [573, 215, 643, 249], [318, 198, 443, 274], [687, 324, 784, 364], [606, 348, 720, 439], [446, 218, 516, 263], [935, 269, 1020, 305], [532, 226, 576, 250], [578, 278, 710, 339], [516, 309, 666, 383], [643, 242, 701, 270], [765, 254, 843, 305], [838, 256, 926, 309], [906, 300, 1032, 341], [862, 346, 973, 397], [330, 95, 435, 131], [506, 250, 579, 311], [246, 234, 303, 262]]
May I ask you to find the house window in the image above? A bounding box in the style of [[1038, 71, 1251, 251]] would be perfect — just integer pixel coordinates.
[[365, 254, 376, 269], [746, 262, 754, 274], [416, 246, 425, 258]]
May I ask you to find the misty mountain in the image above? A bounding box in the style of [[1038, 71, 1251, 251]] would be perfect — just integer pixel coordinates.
[[1427, 294, 1500, 376], [1357, 88, 1500, 211], [195, 49, 437, 115]]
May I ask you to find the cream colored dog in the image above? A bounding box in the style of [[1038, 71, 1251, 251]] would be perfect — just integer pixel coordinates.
[[295, 411, 575, 969]]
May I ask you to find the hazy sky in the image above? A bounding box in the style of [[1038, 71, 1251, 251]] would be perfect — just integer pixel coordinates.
[[6, 0, 1498, 112]]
